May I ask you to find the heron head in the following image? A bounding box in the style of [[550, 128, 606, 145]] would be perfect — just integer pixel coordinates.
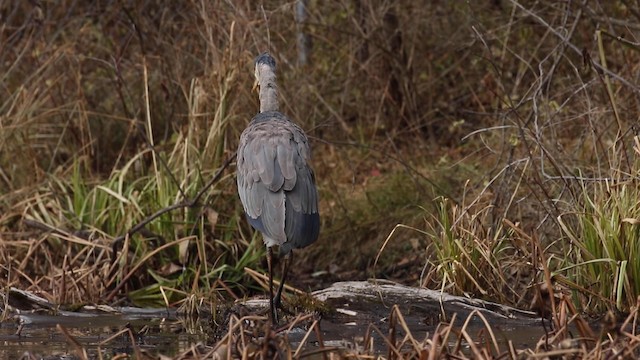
[[254, 52, 277, 87], [255, 52, 276, 72]]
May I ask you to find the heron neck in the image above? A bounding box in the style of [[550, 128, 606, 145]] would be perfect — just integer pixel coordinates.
[[259, 72, 279, 112]]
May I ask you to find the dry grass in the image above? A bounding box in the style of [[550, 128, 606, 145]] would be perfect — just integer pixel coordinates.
[[2, 0, 640, 357]]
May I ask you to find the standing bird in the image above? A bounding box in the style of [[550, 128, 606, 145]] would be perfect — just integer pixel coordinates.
[[236, 53, 320, 323]]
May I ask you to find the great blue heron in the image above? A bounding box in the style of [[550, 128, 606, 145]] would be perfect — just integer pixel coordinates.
[[236, 52, 320, 323]]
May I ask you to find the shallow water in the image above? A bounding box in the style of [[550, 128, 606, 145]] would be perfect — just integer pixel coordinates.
[[0, 282, 552, 358], [297, 297, 547, 355], [0, 309, 205, 358], [0, 306, 548, 358]]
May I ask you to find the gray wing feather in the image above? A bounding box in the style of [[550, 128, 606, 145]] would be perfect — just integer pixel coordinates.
[[277, 142, 296, 190], [237, 112, 318, 247]]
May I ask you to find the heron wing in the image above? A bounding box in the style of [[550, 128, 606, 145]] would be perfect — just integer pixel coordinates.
[[236, 112, 319, 248]]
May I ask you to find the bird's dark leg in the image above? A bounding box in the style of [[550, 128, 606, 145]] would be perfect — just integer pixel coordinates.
[[267, 246, 278, 324], [273, 251, 292, 311]]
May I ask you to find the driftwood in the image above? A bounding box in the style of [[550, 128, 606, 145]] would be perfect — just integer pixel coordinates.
[[312, 280, 539, 322], [240, 279, 539, 328]]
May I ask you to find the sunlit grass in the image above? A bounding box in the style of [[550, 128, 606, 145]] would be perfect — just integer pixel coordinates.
[[420, 196, 524, 305], [558, 170, 640, 312]]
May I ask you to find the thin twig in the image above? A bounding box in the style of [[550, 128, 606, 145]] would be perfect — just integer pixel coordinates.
[[509, 0, 640, 92]]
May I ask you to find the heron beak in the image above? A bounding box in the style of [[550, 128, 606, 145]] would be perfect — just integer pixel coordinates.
[[252, 79, 258, 92]]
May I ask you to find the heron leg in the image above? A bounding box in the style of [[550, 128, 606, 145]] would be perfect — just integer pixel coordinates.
[[267, 246, 278, 324], [274, 251, 292, 310]]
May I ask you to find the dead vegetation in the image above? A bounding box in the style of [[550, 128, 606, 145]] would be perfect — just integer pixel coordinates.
[[2, 0, 640, 358]]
